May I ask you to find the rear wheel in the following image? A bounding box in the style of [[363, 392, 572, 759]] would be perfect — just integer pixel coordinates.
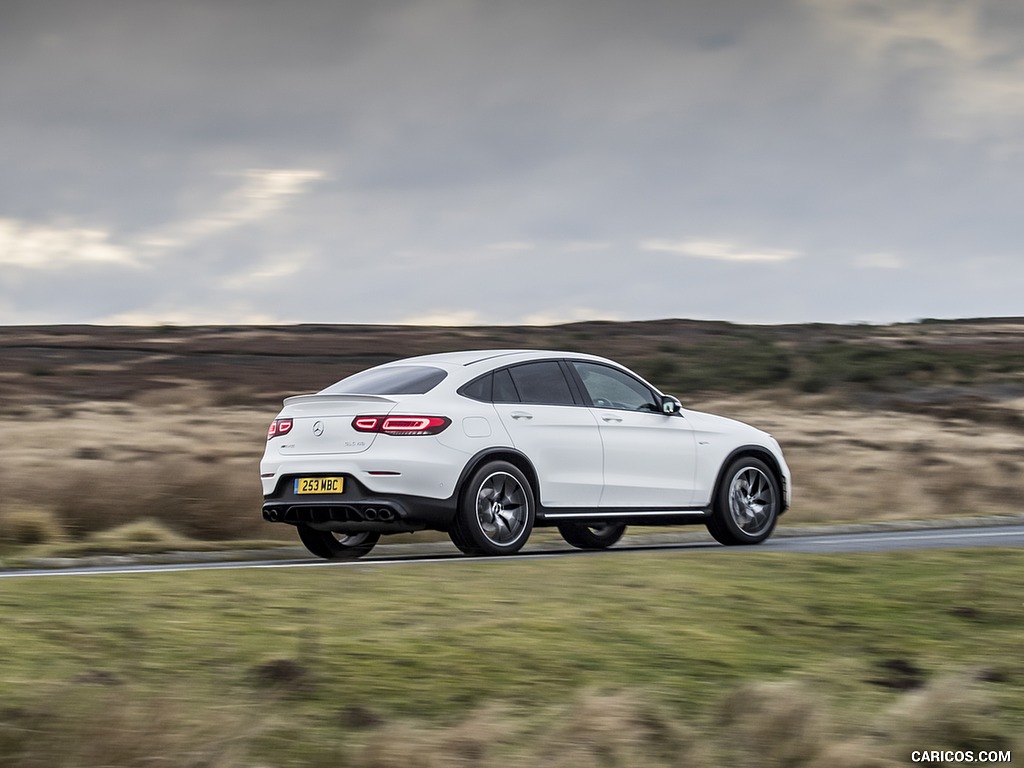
[[706, 457, 780, 545], [297, 526, 380, 560], [557, 522, 627, 550], [451, 461, 535, 556]]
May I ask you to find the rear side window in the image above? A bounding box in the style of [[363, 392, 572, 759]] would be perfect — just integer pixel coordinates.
[[321, 365, 448, 395], [493, 369, 519, 402], [459, 373, 493, 402], [507, 362, 575, 405]]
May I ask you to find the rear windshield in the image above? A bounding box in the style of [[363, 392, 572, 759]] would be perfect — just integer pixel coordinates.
[[321, 365, 448, 395]]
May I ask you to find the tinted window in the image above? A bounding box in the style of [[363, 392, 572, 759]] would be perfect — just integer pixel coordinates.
[[322, 365, 447, 395], [572, 362, 658, 411], [460, 373, 492, 402], [493, 368, 519, 402], [507, 362, 575, 405]]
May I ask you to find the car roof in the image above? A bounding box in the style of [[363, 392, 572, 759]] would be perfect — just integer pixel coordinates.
[[392, 349, 617, 369]]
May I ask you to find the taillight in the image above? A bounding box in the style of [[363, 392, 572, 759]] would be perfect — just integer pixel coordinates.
[[267, 418, 293, 440], [352, 415, 451, 436], [353, 417, 381, 432]]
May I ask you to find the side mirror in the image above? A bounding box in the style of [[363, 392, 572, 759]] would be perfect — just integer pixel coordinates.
[[661, 395, 682, 415]]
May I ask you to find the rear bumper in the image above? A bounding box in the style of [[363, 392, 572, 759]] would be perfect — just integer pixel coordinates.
[[262, 473, 457, 534]]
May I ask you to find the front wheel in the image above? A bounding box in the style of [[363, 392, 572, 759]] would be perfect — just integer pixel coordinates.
[[297, 526, 380, 560], [706, 457, 780, 546], [557, 522, 626, 550], [451, 461, 535, 556]]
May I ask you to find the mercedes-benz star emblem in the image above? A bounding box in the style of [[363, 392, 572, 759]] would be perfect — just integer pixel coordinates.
[[312, 420, 325, 437]]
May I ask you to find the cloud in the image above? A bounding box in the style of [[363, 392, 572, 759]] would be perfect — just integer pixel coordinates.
[[804, 0, 1024, 141], [484, 241, 535, 252], [3, 1, 1024, 326], [141, 169, 325, 254], [222, 252, 310, 290], [0, 167, 323, 275], [856, 252, 905, 270], [561, 241, 612, 252], [0, 218, 138, 269], [640, 238, 800, 264], [398, 309, 485, 326]]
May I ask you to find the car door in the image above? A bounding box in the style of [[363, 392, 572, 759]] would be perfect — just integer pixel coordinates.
[[490, 361, 604, 507], [569, 361, 698, 508]]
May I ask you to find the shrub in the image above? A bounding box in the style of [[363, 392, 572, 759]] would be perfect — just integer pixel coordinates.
[[718, 680, 828, 767], [533, 689, 708, 768], [0, 506, 66, 548], [881, 674, 1017, 756]]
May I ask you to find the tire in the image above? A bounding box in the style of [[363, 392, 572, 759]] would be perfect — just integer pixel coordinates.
[[706, 456, 780, 546], [297, 526, 380, 560], [447, 517, 480, 555], [452, 461, 535, 556], [557, 522, 627, 550]]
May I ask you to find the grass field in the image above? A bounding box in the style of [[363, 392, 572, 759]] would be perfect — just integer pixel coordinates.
[[1, 549, 1020, 766]]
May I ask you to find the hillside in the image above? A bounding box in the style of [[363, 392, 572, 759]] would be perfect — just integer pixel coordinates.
[[3, 317, 1024, 414]]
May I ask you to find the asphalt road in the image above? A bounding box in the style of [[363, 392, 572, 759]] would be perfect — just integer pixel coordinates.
[[1, 524, 1021, 580]]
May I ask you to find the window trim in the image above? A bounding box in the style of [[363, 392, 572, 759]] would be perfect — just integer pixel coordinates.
[[458, 359, 589, 406]]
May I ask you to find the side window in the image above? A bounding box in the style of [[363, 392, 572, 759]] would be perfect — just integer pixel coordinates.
[[506, 362, 576, 405], [572, 362, 658, 412], [460, 373, 492, 402], [493, 368, 519, 403]]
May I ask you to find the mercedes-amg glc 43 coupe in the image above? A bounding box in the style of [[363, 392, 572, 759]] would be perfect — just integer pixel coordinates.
[[261, 350, 791, 559]]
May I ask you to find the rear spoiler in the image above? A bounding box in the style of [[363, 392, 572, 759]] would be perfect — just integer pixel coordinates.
[[283, 393, 398, 407]]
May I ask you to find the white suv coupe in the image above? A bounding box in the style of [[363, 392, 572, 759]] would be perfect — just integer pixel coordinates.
[[261, 350, 791, 559]]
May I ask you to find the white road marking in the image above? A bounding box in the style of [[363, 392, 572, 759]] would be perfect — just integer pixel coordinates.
[[801, 530, 1021, 547], [1, 526, 1021, 579]]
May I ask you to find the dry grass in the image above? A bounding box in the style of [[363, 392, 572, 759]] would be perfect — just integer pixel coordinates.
[[694, 393, 1024, 524], [357, 690, 710, 768], [1, 390, 1021, 552], [881, 673, 1017, 756], [530, 689, 710, 768], [5, 676, 1009, 767], [718, 680, 829, 767], [0, 399, 282, 546], [0, 686, 256, 768]]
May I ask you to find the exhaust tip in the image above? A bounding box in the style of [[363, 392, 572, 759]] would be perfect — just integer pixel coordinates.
[[364, 507, 379, 521], [377, 508, 394, 522]]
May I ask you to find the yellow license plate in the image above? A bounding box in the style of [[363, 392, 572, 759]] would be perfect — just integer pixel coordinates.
[[294, 477, 345, 495]]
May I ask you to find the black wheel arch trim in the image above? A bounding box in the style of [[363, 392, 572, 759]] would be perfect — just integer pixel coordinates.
[[454, 446, 542, 506], [711, 445, 789, 514]]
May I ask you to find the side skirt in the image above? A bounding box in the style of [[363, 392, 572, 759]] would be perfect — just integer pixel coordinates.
[[535, 506, 710, 528]]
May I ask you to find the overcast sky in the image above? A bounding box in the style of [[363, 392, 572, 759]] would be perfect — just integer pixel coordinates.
[[2, 0, 1023, 326]]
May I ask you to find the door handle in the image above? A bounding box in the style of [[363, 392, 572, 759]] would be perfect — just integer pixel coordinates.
[[510, 411, 533, 420], [601, 415, 623, 423]]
